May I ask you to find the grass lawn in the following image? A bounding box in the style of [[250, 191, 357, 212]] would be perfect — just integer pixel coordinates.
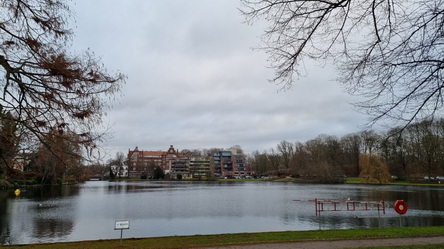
[[2, 226, 444, 249]]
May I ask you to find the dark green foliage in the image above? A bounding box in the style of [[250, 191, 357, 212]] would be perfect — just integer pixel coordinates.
[[153, 167, 165, 180], [140, 172, 147, 179], [109, 168, 116, 180]]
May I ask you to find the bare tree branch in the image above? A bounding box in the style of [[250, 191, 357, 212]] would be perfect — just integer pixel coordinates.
[[241, 0, 444, 126], [0, 0, 126, 164]]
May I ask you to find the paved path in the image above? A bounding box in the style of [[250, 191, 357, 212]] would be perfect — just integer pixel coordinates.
[[198, 236, 444, 249]]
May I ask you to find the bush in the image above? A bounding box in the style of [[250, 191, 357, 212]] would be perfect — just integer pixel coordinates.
[[153, 167, 165, 179], [359, 153, 391, 184]]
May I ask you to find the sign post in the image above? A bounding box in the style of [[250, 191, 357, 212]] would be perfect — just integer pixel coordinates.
[[114, 220, 130, 246]]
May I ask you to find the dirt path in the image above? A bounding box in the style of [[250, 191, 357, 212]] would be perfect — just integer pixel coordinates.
[[198, 236, 444, 249]]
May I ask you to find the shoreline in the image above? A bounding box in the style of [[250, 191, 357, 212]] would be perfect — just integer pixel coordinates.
[[4, 176, 444, 190], [2, 227, 444, 249]]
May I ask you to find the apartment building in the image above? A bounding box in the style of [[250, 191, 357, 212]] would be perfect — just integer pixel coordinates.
[[189, 157, 212, 178], [213, 148, 246, 178], [168, 157, 190, 178]]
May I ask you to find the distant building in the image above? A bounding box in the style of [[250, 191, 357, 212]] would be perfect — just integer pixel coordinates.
[[11, 150, 32, 172], [167, 155, 191, 179], [128, 145, 247, 179], [110, 164, 128, 177], [127, 145, 191, 179], [213, 148, 246, 178], [189, 157, 212, 178]]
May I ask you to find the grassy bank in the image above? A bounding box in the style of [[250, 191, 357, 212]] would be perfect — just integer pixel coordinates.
[[271, 176, 444, 186], [2, 226, 444, 249]]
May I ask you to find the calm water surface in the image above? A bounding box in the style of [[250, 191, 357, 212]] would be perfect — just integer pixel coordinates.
[[1, 181, 444, 244]]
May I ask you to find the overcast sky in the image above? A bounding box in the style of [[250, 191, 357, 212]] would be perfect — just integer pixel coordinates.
[[71, 0, 368, 159]]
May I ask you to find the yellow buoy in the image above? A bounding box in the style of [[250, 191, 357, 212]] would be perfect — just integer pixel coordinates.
[[14, 189, 20, 197]]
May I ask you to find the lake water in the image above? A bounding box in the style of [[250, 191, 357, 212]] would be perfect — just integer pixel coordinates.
[[1, 181, 444, 245]]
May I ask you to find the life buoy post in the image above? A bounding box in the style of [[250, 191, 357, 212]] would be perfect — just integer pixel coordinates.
[[394, 200, 408, 215], [394, 200, 408, 227]]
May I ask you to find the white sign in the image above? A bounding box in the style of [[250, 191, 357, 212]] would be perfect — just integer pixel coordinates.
[[114, 220, 130, 230]]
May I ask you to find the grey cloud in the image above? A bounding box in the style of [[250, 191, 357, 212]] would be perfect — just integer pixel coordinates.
[[72, 0, 367, 158]]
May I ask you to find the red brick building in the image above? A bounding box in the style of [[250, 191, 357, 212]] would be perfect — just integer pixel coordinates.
[[213, 148, 247, 178], [127, 145, 192, 178]]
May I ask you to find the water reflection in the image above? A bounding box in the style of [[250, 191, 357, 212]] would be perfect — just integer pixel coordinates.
[[33, 218, 73, 239], [1, 181, 444, 245], [0, 185, 79, 245]]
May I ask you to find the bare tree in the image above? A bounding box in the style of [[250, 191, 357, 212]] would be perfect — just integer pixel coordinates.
[[405, 120, 444, 177], [360, 130, 380, 155], [277, 140, 294, 172], [241, 0, 444, 125], [267, 148, 281, 175], [0, 1, 125, 160], [380, 127, 410, 177], [249, 150, 269, 175], [0, 111, 18, 174], [303, 136, 344, 181], [28, 130, 82, 184], [293, 141, 309, 175], [340, 133, 361, 176]]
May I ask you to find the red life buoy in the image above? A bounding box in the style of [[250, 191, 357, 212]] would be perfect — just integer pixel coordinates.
[[394, 200, 408, 215]]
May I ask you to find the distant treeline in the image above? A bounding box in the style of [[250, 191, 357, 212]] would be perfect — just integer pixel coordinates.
[[247, 119, 444, 181]]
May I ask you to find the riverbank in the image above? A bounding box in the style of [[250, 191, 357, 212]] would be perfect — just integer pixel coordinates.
[[269, 176, 444, 186], [2, 227, 444, 249]]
